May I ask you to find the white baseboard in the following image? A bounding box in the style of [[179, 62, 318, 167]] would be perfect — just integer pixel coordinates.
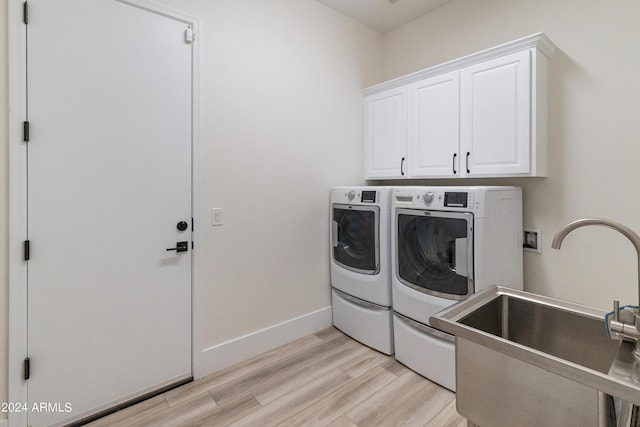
[[200, 306, 332, 377]]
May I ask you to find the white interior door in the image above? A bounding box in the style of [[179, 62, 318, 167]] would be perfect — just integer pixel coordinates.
[[26, 1, 193, 425]]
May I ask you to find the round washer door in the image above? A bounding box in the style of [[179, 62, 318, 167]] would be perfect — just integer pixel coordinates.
[[396, 210, 473, 299], [332, 205, 380, 274]]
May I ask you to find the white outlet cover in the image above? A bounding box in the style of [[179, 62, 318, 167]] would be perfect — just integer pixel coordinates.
[[523, 229, 541, 254]]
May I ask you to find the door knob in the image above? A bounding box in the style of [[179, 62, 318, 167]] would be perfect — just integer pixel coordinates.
[[166, 241, 189, 253]]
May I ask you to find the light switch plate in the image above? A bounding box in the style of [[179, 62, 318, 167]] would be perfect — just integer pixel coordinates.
[[211, 208, 224, 226]]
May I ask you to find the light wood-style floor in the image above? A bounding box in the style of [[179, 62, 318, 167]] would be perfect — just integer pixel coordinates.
[[87, 327, 466, 427]]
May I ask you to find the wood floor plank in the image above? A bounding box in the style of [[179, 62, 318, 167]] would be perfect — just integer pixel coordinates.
[[326, 415, 358, 427], [208, 333, 355, 407], [110, 393, 217, 427], [276, 366, 397, 427], [86, 393, 169, 427], [374, 381, 455, 427], [423, 398, 467, 427], [315, 326, 344, 341], [345, 370, 429, 425], [382, 358, 412, 376], [165, 333, 323, 407], [229, 369, 353, 427], [338, 347, 390, 378], [174, 394, 261, 427], [253, 339, 369, 405]]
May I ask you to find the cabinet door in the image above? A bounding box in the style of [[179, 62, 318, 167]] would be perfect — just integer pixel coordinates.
[[408, 71, 460, 178], [461, 50, 531, 176], [364, 87, 407, 179]]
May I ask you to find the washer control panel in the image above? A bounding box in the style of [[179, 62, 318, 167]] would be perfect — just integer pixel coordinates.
[[402, 189, 479, 211], [393, 186, 519, 217]]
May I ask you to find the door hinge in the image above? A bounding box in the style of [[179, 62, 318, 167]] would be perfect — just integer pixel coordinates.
[[23, 121, 30, 142], [191, 241, 194, 250], [24, 357, 30, 380], [191, 218, 194, 231], [24, 240, 30, 261], [23, 2, 28, 25], [185, 27, 194, 44]]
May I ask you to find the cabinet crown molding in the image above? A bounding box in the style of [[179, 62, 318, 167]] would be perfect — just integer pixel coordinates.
[[364, 32, 556, 96]]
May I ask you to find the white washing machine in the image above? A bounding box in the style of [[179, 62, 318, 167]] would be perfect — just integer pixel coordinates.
[[391, 186, 523, 390], [330, 186, 393, 355]]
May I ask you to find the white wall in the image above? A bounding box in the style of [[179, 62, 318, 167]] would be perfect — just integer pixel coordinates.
[[155, 0, 381, 348], [379, 0, 640, 309]]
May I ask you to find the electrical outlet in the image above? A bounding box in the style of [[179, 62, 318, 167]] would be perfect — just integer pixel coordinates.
[[523, 229, 541, 254]]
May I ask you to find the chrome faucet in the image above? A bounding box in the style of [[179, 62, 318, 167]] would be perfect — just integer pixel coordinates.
[[552, 218, 640, 354]]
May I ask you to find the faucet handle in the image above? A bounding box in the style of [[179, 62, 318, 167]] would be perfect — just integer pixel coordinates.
[[614, 300, 620, 322]]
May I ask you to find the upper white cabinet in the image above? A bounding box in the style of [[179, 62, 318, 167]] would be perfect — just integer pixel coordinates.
[[364, 33, 556, 180], [365, 87, 407, 179], [460, 50, 532, 176], [408, 70, 460, 178]]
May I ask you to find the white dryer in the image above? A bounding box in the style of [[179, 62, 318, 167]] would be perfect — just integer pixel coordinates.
[[330, 186, 393, 355], [391, 186, 523, 390]]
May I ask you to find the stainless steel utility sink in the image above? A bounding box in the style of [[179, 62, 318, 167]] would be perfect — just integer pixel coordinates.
[[458, 293, 620, 373], [431, 286, 640, 427]]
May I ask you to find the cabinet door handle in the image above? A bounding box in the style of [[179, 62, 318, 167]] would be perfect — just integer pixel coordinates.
[[453, 153, 457, 175], [401, 157, 405, 176], [466, 152, 471, 174]]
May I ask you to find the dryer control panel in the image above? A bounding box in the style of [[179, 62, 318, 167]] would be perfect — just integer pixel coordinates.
[[444, 192, 468, 208], [345, 189, 376, 203], [361, 191, 377, 203], [331, 186, 392, 208]]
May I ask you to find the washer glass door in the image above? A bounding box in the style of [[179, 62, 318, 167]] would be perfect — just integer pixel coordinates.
[[396, 209, 473, 300], [332, 204, 380, 274]]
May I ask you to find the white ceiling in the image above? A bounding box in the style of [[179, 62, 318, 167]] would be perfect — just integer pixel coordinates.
[[316, 0, 454, 34]]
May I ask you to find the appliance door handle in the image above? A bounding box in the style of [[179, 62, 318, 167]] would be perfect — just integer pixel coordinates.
[[331, 221, 339, 248], [334, 288, 387, 311], [454, 237, 469, 278], [395, 313, 455, 343]]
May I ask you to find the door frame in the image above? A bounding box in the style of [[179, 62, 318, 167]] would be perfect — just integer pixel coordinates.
[[7, 1, 204, 425]]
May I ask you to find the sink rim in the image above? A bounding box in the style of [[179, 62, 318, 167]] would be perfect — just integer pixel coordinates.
[[430, 286, 640, 405], [432, 285, 609, 327]]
